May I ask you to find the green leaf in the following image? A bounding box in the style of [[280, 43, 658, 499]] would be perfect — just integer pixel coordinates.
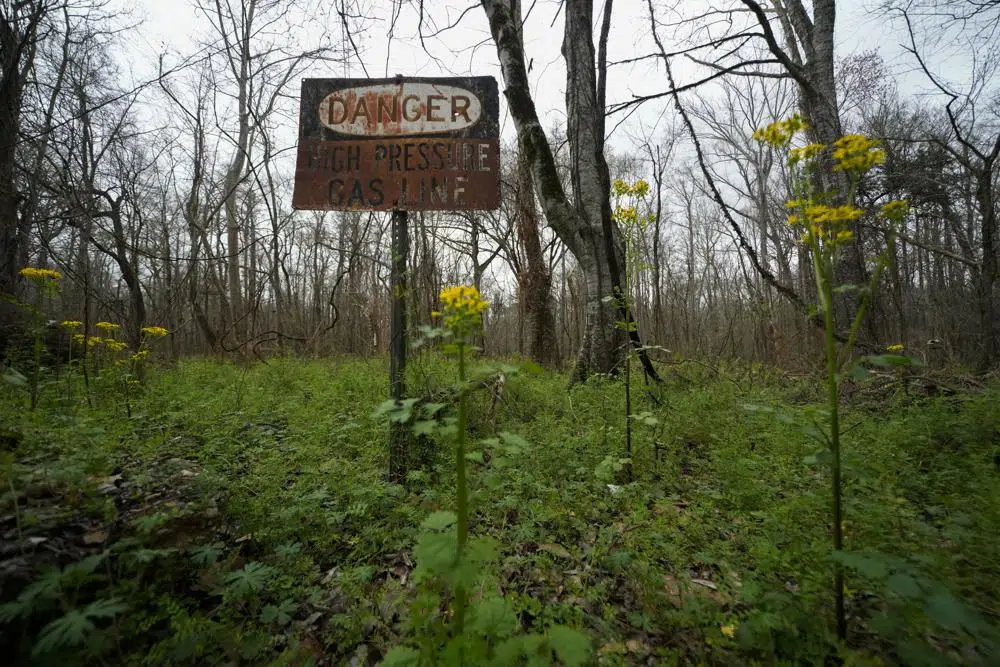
[[887, 572, 921, 599], [413, 532, 457, 579], [421, 510, 457, 531], [32, 610, 94, 656], [189, 542, 224, 567], [381, 647, 421, 666], [471, 596, 518, 639], [64, 553, 107, 578], [849, 364, 871, 380], [83, 598, 127, 619], [832, 551, 890, 580], [260, 598, 296, 626], [413, 420, 437, 436], [548, 625, 590, 666], [223, 562, 275, 599], [421, 402, 447, 417], [498, 431, 530, 450], [925, 591, 967, 631], [629, 411, 660, 426], [2, 366, 27, 388], [803, 448, 832, 465], [867, 354, 915, 367], [373, 398, 420, 422], [465, 451, 485, 464]]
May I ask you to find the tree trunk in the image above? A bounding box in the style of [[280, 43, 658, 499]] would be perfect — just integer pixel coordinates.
[[481, 0, 628, 380], [975, 160, 998, 368], [0, 6, 41, 354], [565, 0, 628, 380], [515, 134, 558, 367]]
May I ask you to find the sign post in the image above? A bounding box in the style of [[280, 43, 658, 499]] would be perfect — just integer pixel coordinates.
[[388, 208, 409, 483], [292, 76, 500, 483]]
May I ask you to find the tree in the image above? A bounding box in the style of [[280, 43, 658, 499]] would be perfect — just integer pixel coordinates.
[[480, 0, 658, 381], [900, 8, 1000, 367], [195, 0, 334, 350], [1, 0, 54, 353]]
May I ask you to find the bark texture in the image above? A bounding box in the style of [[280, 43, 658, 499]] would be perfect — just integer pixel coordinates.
[[481, 0, 627, 380]]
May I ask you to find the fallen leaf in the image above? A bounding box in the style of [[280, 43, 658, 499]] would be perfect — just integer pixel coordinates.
[[663, 575, 684, 607], [83, 530, 107, 545], [598, 642, 625, 655], [691, 577, 717, 590], [537, 543, 572, 559], [626, 639, 648, 654]]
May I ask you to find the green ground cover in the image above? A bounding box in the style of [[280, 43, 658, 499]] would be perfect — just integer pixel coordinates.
[[1, 357, 998, 665]]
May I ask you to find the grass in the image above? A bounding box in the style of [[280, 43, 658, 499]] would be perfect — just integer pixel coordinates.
[[1, 355, 999, 665]]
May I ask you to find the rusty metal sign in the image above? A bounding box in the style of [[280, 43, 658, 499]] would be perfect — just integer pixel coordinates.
[[292, 77, 500, 211]]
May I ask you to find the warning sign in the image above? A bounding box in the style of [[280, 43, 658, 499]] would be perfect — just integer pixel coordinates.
[[292, 77, 500, 211]]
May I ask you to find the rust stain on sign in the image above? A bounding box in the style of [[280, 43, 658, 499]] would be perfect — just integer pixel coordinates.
[[293, 76, 499, 211]]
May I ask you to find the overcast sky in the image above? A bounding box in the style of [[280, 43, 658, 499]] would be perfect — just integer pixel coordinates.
[[121, 0, 978, 149]]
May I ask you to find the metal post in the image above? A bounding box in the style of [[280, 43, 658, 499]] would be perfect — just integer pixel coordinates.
[[388, 208, 410, 484]]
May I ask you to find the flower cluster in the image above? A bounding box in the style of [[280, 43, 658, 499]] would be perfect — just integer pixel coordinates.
[[71, 334, 127, 353], [73, 334, 104, 349], [887, 344, 905, 353], [141, 326, 169, 338], [19, 267, 62, 282], [95, 321, 121, 332], [880, 200, 909, 222], [60, 320, 83, 329], [614, 206, 639, 225], [753, 114, 808, 148], [612, 178, 650, 198], [787, 203, 863, 248], [788, 142, 825, 166], [433, 285, 488, 338], [832, 134, 885, 174]]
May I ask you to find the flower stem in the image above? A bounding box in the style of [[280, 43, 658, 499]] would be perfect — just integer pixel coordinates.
[[816, 252, 846, 642], [30, 331, 42, 411], [455, 341, 468, 636]]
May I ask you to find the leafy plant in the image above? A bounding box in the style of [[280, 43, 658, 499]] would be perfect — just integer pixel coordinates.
[[754, 116, 910, 641]]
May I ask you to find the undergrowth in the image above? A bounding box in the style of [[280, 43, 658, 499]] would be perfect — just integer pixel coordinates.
[[1, 356, 998, 665]]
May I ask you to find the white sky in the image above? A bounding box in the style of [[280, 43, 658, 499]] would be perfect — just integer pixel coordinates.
[[121, 0, 972, 153]]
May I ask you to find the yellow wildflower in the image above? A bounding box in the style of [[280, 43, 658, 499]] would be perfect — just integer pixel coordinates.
[[788, 142, 825, 166], [95, 321, 121, 332], [880, 200, 909, 221], [131, 350, 150, 362], [787, 202, 863, 248], [105, 340, 128, 353], [141, 326, 168, 338], [832, 134, 885, 174], [753, 114, 808, 148], [612, 179, 630, 197], [19, 267, 62, 281], [614, 206, 639, 225], [437, 285, 489, 337], [73, 335, 102, 348], [721, 624, 737, 638], [887, 344, 904, 353], [60, 320, 83, 329], [631, 179, 650, 197]]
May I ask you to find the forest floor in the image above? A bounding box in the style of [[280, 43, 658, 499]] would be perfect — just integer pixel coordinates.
[[1, 356, 999, 666]]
